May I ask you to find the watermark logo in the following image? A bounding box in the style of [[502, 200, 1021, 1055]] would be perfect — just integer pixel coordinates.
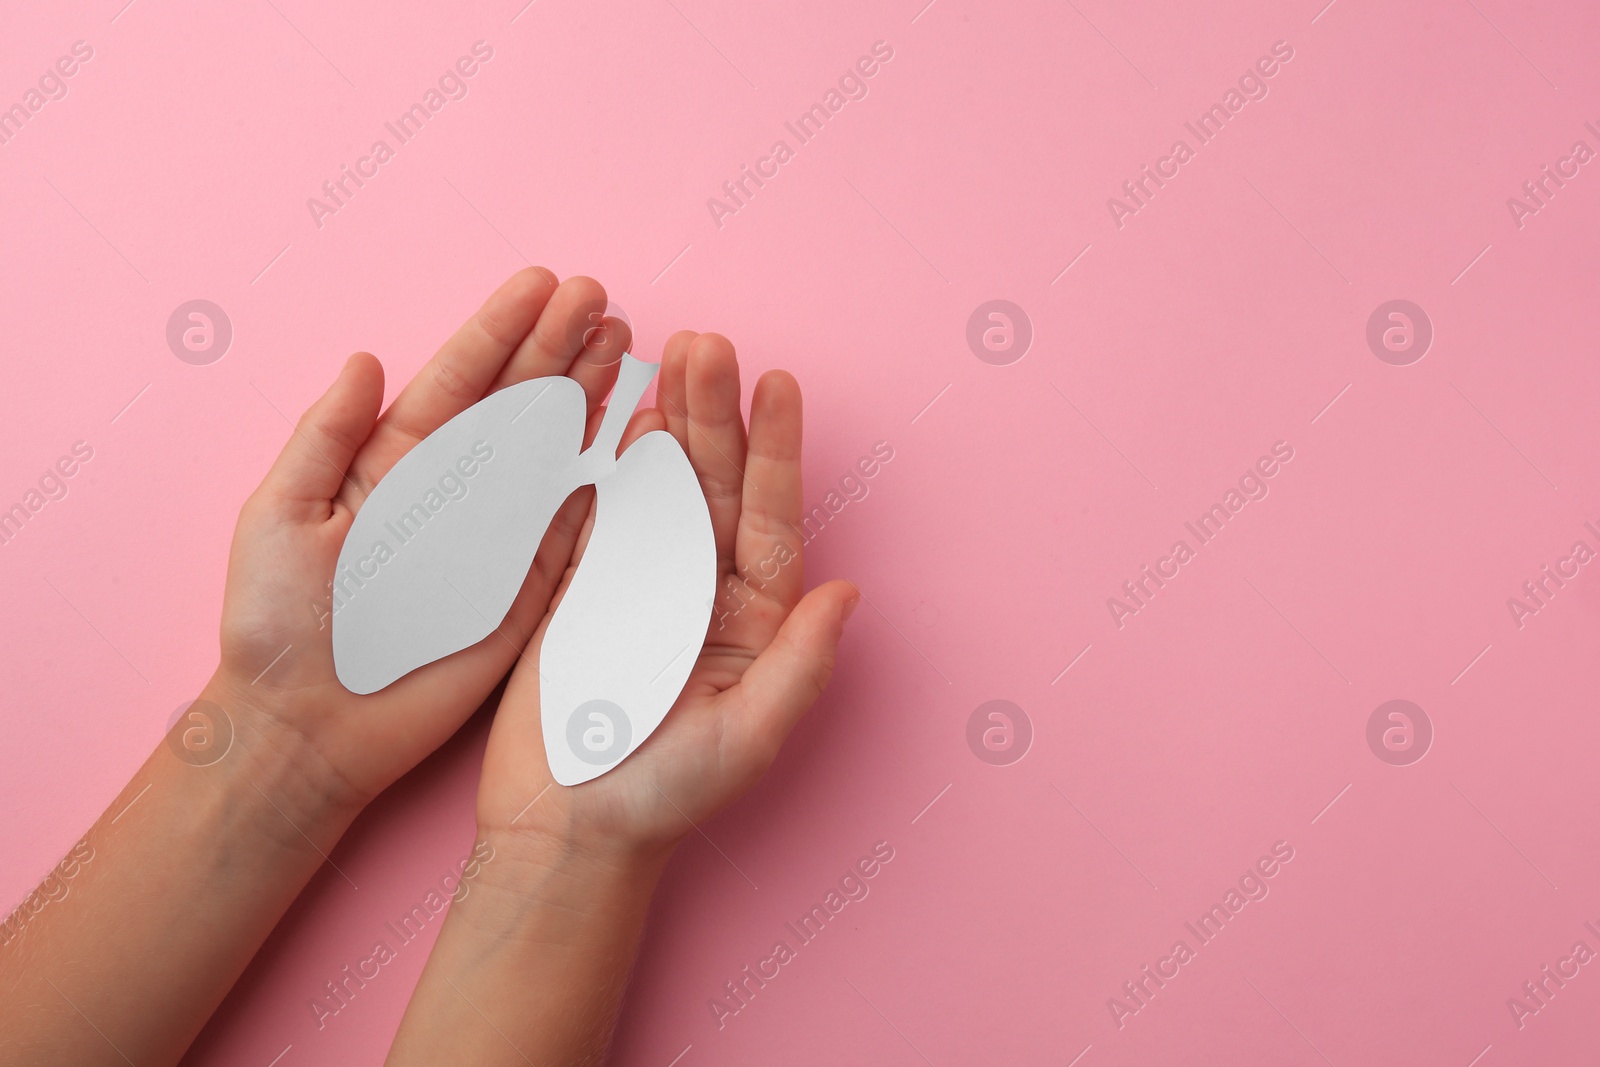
[[966, 700, 1032, 766], [708, 841, 895, 1029], [309, 838, 495, 1030], [1365, 699, 1431, 766], [166, 300, 233, 366], [0, 440, 94, 549], [1105, 40, 1295, 230], [799, 441, 894, 544], [966, 300, 1032, 366], [1107, 840, 1296, 1029], [567, 699, 631, 765], [317, 441, 496, 629], [0, 836, 94, 947], [1507, 123, 1598, 230], [1365, 299, 1431, 366], [1108, 441, 1296, 629], [1507, 922, 1600, 1030], [1506, 521, 1600, 630], [0, 40, 95, 149], [165, 699, 233, 766], [706, 41, 895, 230], [565, 297, 631, 365], [307, 41, 494, 230]]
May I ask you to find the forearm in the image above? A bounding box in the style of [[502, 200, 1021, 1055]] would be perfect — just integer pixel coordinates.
[[0, 679, 365, 1067], [386, 827, 674, 1067]]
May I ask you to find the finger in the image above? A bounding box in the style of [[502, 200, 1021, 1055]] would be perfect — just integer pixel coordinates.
[[564, 313, 630, 419], [685, 333, 748, 574], [576, 398, 656, 457], [258, 353, 384, 518], [656, 330, 697, 450], [349, 267, 558, 496], [619, 406, 668, 451], [724, 580, 858, 762], [503, 482, 595, 640], [490, 276, 609, 394], [736, 370, 806, 608]]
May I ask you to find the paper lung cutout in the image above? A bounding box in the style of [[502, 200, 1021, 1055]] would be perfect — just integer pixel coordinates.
[[331, 354, 716, 785]]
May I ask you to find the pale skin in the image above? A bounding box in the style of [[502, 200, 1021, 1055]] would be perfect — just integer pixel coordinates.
[[0, 268, 855, 1066]]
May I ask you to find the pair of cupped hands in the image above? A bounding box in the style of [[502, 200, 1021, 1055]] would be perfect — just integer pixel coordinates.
[[208, 267, 858, 868]]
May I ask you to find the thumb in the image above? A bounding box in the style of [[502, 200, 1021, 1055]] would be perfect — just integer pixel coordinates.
[[727, 579, 859, 758], [259, 352, 384, 516]]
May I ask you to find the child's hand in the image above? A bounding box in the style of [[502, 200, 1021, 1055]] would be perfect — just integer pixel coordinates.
[[473, 330, 858, 863], [2, 268, 638, 1067], [206, 268, 629, 806], [385, 331, 855, 1067]]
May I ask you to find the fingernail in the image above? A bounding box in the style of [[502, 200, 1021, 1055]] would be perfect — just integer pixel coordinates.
[[842, 593, 860, 622]]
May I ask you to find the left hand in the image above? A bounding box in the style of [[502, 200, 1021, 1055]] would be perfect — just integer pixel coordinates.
[[204, 268, 629, 806]]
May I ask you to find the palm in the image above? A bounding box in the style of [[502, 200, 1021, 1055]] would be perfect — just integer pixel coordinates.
[[476, 332, 855, 852]]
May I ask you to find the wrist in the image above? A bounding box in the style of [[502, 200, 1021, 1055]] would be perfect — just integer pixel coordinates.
[[168, 672, 370, 850], [386, 825, 671, 1067], [448, 823, 673, 944]]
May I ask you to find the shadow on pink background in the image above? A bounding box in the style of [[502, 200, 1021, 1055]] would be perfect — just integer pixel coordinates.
[[4, 0, 1600, 1063]]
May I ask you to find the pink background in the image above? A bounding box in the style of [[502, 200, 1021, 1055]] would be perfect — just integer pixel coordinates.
[[4, 0, 1600, 1063]]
